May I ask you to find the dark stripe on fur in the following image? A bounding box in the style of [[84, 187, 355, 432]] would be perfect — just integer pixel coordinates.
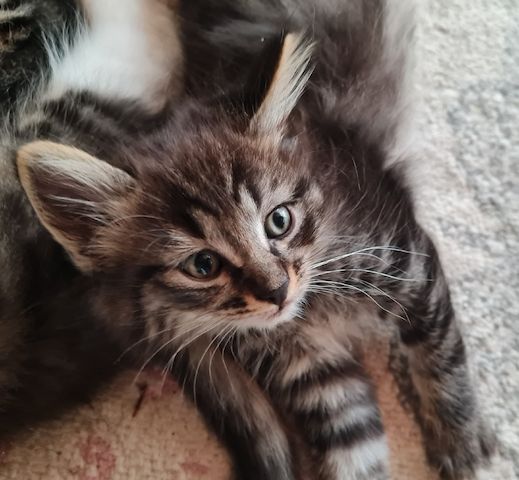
[[302, 414, 384, 452], [289, 214, 316, 248]]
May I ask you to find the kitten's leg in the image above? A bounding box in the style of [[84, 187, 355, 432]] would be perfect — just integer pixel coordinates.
[[376, 231, 494, 479], [264, 330, 390, 480], [173, 338, 296, 480]]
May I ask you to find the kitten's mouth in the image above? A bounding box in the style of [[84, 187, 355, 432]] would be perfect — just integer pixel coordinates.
[[235, 295, 302, 331]]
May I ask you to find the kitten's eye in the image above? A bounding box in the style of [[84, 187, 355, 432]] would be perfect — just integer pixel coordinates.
[[182, 250, 222, 280], [265, 206, 292, 238]]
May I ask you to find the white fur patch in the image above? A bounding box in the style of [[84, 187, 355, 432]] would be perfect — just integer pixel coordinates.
[[294, 376, 371, 411], [325, 438, 389, 479], [44, 0, 182, 111], [323, 404, 381, 435]]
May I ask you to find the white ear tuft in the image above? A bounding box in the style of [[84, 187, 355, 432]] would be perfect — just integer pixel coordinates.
[[250, 33, 314, 134]]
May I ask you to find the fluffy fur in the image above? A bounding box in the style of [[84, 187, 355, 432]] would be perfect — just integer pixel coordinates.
[[0, 0, 181, 433], [1, 0, 494, 479]]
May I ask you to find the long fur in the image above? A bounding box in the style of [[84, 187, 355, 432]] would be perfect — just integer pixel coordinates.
[[1, 1, 494, 479], [0, 0, 182, 434]]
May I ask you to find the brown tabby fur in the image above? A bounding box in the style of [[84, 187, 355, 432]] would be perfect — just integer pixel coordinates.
[[1, 0, 495, 478]]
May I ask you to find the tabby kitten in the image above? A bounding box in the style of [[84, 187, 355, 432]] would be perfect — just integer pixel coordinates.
[[0, 0, 181, 432], [5, 1, 494, 480]]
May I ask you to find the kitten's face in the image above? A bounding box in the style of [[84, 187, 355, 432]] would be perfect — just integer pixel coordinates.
[[17, 33, 327, 335], [111, 129, 328, 333]]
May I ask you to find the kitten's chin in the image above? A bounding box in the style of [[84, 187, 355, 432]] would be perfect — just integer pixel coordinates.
[[234, 299, 303, 332]]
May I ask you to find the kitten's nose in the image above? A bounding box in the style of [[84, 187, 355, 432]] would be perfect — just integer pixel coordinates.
[[257, 280, 289, 307]]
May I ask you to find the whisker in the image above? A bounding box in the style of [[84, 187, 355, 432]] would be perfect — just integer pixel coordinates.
[[208, 324, 235, 391], [310, 245, 428, 269], [311, 280, 406, 321], [220, 325, 237, 391], [192, 323, 227, 405], [355, 278, 411, 325], [346, 268, 424, 283], [310, 267, 423, 283], [116, 327, 173, 364], [161, 316, 222, 379], [158, 317, 215, 389], [134, 317, 217, 384]]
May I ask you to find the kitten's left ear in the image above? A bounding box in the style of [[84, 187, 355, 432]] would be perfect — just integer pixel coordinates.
[[249, 33, 314, 136], [17, 141, 135, 272]]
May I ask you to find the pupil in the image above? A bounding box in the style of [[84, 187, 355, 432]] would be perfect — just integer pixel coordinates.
[[273, 211, 286, 229], [195, 253, 213, 275]]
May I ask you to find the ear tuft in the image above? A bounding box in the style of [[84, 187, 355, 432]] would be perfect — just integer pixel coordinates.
[[250, 33, 314, 134], [17, 141, 135, 272]]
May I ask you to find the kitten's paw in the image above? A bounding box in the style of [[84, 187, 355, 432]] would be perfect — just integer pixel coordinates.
[[426, 421, 496, 480]]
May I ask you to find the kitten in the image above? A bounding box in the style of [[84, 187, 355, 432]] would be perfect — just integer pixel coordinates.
[[0, 0, 181, 433], [5, 2, 494, 480]]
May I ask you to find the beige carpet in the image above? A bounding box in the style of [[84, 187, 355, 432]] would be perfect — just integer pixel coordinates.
[[1, 0, 517, 478]]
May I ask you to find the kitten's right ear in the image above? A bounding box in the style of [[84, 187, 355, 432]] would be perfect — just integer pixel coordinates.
[[227, 32, 313, 137], [248, 33, 314, 136], [17, 141, 135, 272]]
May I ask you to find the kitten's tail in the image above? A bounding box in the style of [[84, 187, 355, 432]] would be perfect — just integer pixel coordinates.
[[182, 0, 418, 162]]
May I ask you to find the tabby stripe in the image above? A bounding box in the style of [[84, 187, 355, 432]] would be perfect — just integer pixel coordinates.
[[289, 214, 316, 248], [279, 359, 365, 395], [305, 415, 384, 452], [175, 351, 295, 480], [231, 157, 261, 207], [291, 177, 310, 201], [219, 296, 247, 310], [151, 281, 223, 309], [298, 404, 379, 430], [292, 376, 372, 412], [401, 300, 453, 345]]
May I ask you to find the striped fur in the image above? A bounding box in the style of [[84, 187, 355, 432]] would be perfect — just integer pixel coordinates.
[[0, 0, 181, 433], [2, 0, 494, 479]]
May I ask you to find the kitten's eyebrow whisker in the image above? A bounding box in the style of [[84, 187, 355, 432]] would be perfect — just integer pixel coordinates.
[[139, 190, 167, 206]]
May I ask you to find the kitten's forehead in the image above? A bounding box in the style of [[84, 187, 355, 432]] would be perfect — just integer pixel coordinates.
[[135, 128, 321, 263]]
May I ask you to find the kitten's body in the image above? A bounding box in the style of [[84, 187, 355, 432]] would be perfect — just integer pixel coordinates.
[[1, 0, 493, 479], [0, 0, 181, 432]]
